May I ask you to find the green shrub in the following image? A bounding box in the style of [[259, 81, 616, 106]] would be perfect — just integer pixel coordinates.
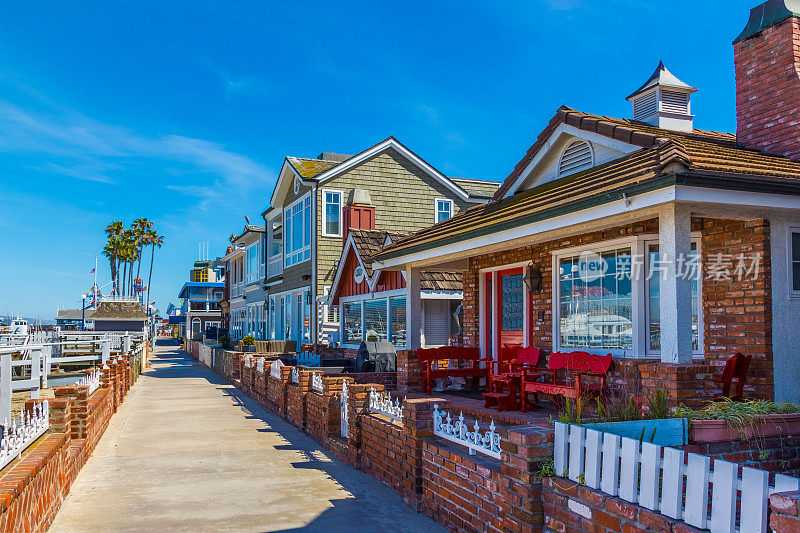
[[241, 335, 255, 346]]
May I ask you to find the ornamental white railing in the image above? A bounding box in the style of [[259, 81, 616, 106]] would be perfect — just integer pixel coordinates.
[[244, 355, 252, 368], [270, 359, 284, 379], [554, 422, 800, 533], [0, 401, 49, 471], [432, 405, 501, 459], [311, 373, 323, 393], [340, 381, 349, 438], [76, 370, 101, 396], [368, 388, 403, 423], [291, 367, 299, 384], [256, 357, 264, 373]]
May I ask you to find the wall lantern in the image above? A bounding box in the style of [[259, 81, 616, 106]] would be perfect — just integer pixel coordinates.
[[524, 264, 543, 294]]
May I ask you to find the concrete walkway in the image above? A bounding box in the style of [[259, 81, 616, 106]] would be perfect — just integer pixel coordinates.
[[49, 340, 444, 532]]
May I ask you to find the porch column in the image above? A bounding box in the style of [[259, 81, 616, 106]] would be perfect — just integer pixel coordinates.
[[658, 204, 693, 364], [406, 266, 423, 350]]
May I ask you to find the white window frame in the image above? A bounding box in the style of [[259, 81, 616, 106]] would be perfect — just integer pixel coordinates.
[[643, 237, 703, 357], [245, 241, 260, 284], [321, 189, 343, 238], [267, 215, 283, 278], [339, 289, 408, 348], [790, 224, 800, 299], [435, 198, 454, 224], [284, 192, 312, 268]]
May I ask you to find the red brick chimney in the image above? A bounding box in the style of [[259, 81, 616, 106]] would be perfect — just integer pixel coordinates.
[[735, 0, 800, 160], [342, 189, 375, 244]]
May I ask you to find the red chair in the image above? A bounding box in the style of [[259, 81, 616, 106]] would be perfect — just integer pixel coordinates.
[[416, 347, 491, 395], [483, 346, 541, 411], [521, 351, 612, 412], [713, 352, 752, 401]]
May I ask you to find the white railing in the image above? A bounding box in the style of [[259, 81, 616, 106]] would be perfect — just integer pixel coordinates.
[[340, 381, 349, 438], [267, 256, 282, 279], [368, 388, 403, 423], [256, 357, 264, 373], [244, 355, 252, 368], [76, 370, 101, 396], [432, 405, 501, 459], [554, 422, 800, 533], [270, 359, 284, 379], [311, 373, 323, 393], [291, 367, 299, 384], [0, 400, 49, 471]]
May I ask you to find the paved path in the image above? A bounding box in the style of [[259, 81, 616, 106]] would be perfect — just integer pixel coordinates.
[[49, 340, 444, 532]]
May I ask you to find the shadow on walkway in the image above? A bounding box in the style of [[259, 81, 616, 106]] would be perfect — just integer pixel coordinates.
[[149, 340, 443, 533]]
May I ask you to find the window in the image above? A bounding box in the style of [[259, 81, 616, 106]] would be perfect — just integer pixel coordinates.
[[364, 298, 388, 342], [792, 228, 800, 295], [245, 241, 261, 283], [284, 194, 312, 267], [646, 242, 700, 352], [558, 140, 594, 177], [558, 248, 633, 350], [191, 269, 208, 282], [342, 301, 362, 344], [390, 296, 406, 346], [435, 198, 453, 223], [322, 190, 342, 237], [267, 217, 283, 278], [501, 274, 523, 332]]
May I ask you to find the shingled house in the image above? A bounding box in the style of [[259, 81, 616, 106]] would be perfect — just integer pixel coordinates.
[[260, 138, 499, 346], [374, 0, 800, 406], [90, 301, 148, 333]]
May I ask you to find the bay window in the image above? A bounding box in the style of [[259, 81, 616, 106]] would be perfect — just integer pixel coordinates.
[[551, 235, 702, 357], [322, 190, 342, 237], [284, 194, 312, 267], [342, 301, 362, 344], [364, 298, 388, 342]]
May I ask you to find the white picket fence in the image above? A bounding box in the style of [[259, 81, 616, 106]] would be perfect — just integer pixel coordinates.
[[554, 422, 800, 533]]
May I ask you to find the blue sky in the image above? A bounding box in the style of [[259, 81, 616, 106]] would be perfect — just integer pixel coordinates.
[[0, 1, 756, 319]]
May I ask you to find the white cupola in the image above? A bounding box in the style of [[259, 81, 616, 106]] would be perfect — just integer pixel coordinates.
[[626, 61, 698, 132]]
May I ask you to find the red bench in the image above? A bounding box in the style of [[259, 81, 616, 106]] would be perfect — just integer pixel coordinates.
[[521, 351, 612, 412], [416, 347, 491, 395]]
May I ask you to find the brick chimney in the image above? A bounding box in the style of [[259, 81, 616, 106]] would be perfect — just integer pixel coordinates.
[[342, 189, 375, 244], [735, 0, 800, 160]]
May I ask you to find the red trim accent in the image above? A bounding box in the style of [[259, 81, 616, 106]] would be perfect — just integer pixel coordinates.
[[496, 268, 524, 353]]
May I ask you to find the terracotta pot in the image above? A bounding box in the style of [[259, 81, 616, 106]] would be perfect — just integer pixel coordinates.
[[689, 413, 800, 443]]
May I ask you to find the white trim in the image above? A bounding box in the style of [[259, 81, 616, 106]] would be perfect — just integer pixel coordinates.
[[790, 224, 800, 299], [326, 233, 372, 305], [312, 138, 473, 201], [283, 192, 312, 267], [321, 188, 343, 238], [502, 123, 641, 199], [375, 185, 800, 271], [478, 259, 533, 274], [435, 198, 454, 224]]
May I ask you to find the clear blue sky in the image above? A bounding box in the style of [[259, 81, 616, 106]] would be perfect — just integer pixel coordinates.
[[0, 1, 757, 319]]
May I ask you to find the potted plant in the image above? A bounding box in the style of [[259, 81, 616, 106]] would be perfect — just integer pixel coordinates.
[[677, 399, 800, 443], [241, 335, 256, 353]]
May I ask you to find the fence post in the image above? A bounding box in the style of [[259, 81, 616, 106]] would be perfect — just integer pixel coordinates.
[[123, 335, 131, 355], [0, 353, 10, 422], [102, 341, 110, 364], [30, 348, 41, 400]]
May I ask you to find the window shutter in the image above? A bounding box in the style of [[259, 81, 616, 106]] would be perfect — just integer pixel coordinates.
[[661, 90, 690, 115], [424, 300, 451, 346]]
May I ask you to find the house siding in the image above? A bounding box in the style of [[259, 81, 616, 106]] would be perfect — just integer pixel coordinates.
[[317, 148, 472, 294]]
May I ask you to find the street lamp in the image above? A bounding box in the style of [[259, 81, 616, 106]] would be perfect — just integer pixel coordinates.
[[81, 293, 87, 331]]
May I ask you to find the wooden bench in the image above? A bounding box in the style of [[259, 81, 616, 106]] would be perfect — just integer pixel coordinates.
[[416, 347, 491, 395], [521, 351, 612, 412]]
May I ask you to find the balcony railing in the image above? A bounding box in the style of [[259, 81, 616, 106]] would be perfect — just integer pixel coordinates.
[[267, 255, 282, 279]]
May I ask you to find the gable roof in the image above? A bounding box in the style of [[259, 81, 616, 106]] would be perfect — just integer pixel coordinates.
[[267, 138, 499, 216], [375, 106, 800, 263], [349, 228, 407, 277]]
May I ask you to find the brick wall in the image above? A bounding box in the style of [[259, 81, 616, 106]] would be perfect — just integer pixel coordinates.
[[770, 491, 800, 532], [543, 477, 704, 533], [360, 412, 404, 495], [735, 17, 800, 161], [459, 216, 774, 403], [305, 375, 347, 443]]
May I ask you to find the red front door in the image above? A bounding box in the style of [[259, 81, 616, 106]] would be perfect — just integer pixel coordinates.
[[496, 268, 524, 352]]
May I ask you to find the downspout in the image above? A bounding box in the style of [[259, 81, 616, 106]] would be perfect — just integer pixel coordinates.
[[312, 182, 319, 344]]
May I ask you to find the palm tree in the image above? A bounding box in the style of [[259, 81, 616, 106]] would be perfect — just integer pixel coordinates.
[[104, 221, 124, 295], [132, 218, 153, 295], [146, 230, 164, 310]]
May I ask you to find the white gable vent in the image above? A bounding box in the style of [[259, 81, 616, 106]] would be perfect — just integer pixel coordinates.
[[558, 140, 594, 176]]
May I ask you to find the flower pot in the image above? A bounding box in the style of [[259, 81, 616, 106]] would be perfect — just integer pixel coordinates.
[[689, 413, 800, 443]]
